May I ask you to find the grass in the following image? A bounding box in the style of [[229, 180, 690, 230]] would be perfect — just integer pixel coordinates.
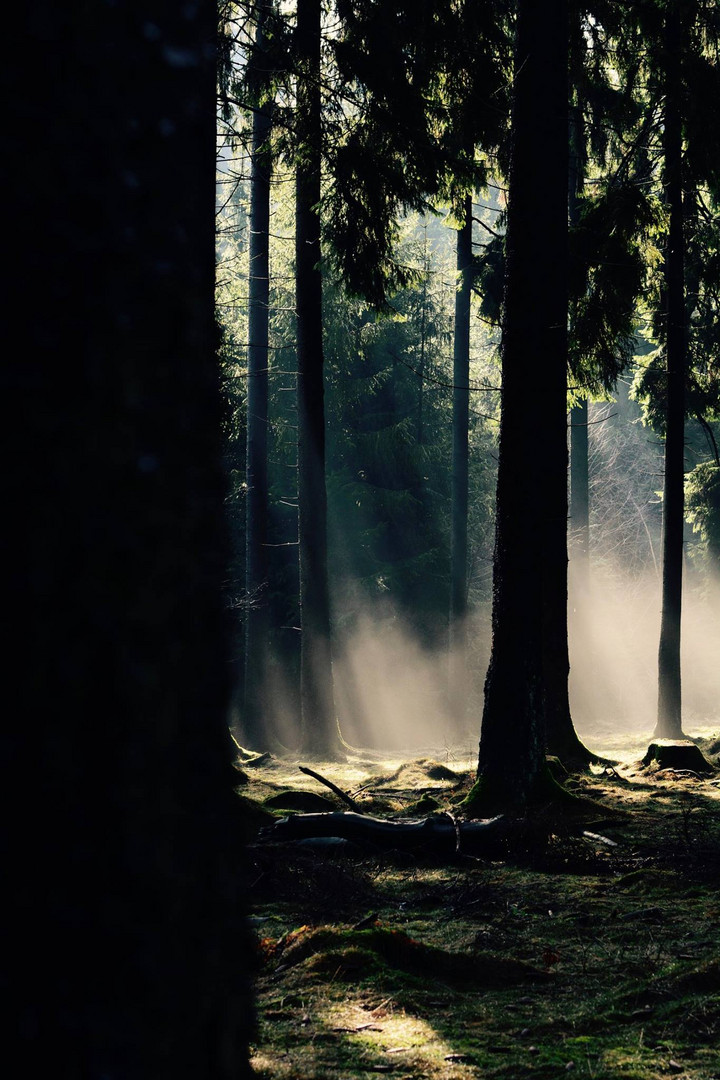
[[239, 734, 720, 1080]]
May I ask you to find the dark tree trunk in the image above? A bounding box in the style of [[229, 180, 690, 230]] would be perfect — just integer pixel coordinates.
[[565, 395, 598, 739], [243, 1, 274, 750], [656, 2, 686, 740], [569, 400, 590, 573], [5, 4, 252, 1078], [547, 88, 595, 762], [449, 195, 474, 728], [477, 0, 569, 807], [296, 0, 340, 757], [417, 224, 429, 445], [566, 31, 590, 593]]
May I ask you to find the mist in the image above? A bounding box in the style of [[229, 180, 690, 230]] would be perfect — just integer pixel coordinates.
[[250, 384, 719, 761], [569, 561, 720, 753], [259, 562, 719, 762], [323, 565, 720, 760], [332, 604, 487, 753]]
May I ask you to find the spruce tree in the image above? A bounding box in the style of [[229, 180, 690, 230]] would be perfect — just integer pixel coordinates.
[[656, 0, 687, 739], [449, 195, 474, 727], [243, 0, 275, 750], [476, 0, 569, 808], [295, 0, 340, 756]]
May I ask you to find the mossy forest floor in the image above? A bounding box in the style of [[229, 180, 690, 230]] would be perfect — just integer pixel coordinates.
[[238, 729, 720, 1080]]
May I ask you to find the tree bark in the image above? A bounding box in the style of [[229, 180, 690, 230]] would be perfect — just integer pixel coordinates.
[[449, 195, 474, 728], [296, 0, 340, 757], [477, 0, 569, 807], [547, 83, 595, 762], [565, 395, 599, 743], [243, 1, 274, 750], [264, 811, 512, 856], [5, 3, 252, 1076], [656, 2, 686, 740], [567, 31, 590, 591], [569, 399, 590, 577]]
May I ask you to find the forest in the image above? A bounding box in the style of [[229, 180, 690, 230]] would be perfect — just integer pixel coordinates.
[[217, 0, 720, 767], [6, 1, 719, 1079], [218, 2, 720, 1077]]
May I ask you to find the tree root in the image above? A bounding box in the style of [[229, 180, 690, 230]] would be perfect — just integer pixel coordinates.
[[461, 764, 623, 820]]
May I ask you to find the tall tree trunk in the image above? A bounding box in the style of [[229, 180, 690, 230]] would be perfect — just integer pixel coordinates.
[[568, 94, 590, 584], [449, 194, 473, 729], [477, 0, 569, 807], [656, 2, 686, 739], [243, 1, 274, 750], [296, 0, 340, 757], [547, 87, 596, 763], [6, 3, 252, 1075]]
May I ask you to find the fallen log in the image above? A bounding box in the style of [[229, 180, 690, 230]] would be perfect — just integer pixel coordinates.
[[261, 810, 519, 857]]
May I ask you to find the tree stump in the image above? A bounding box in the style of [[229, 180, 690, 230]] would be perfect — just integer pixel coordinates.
[[642, 740, 715, 775]]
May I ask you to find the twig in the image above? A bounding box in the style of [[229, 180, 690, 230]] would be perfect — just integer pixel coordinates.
[[582, 830, 618, 848], [298, 765, 363, 813]]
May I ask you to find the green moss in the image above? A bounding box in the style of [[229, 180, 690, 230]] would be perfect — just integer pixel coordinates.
[[247, 752, 720, 1080], [263, 789, 337, 812], [461, 764, 591, 818], [407, 793, 442, 813], [274, 923, 547, 989]]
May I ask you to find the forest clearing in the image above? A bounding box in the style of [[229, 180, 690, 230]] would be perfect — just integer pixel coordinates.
[[241, 734, 720, 1080]]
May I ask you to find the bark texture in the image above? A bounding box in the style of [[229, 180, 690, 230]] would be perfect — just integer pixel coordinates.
[[265, 811, 511, 856], [5, 4, 252, 1076], [478, 0, 569, 806]]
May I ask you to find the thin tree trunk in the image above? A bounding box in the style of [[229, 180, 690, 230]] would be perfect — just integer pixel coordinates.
[[569, 90, 591, 583], [243, 1, 273, 750], [417, 221, 429, 444], [567, 88, 590, 586], [656, 2, 686, 739], [565, 396, 599, 739], [546, 86, 596, 763], [449, 194, 473, 728], [566, 43, 590, 585], [569, 400, 590, 573], [296, 0, 340, 757], [477, 0, 569, 808]]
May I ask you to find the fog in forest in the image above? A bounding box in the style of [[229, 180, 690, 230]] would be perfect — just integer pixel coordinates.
[[261, 563, 719, 757], [568, 564, 720, 749], [332, 605, 487, 753], [264, 384, 720, 759]]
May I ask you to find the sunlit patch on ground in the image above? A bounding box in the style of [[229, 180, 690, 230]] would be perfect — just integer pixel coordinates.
[[251, 990, 482, 1078], [244, 734, 720, 1080]]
